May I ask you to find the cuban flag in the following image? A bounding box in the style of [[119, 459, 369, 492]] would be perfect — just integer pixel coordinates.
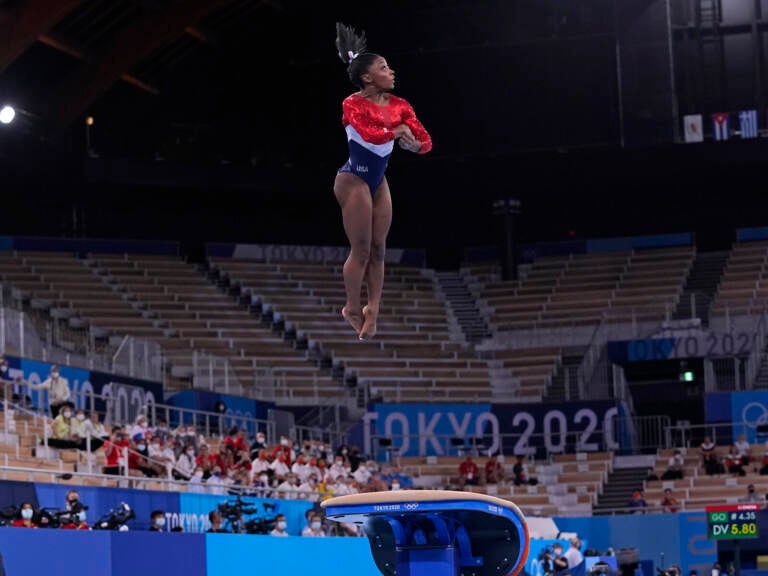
[[739, 110, 759, 138], [712, 113, 730, 141]]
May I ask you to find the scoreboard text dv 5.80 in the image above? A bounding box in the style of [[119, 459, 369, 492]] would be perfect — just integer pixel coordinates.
[[706, 504, 761, 540]]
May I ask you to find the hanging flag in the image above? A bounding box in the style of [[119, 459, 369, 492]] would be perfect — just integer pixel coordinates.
[[683, 114, 703, 143], [712, 113, 730, 141], [739, 110, 759, 138]]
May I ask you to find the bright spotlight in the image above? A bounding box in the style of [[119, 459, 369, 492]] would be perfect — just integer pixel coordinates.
[[0, 105, 15, 124]]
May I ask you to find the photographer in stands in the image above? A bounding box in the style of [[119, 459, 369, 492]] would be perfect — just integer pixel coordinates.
[[549, 543, 569, 575], [269, 514, 289, 537], [26, 365, 73, 418]]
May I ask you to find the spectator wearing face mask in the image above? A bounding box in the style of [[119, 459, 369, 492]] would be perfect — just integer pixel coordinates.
[[11, 502, 38, 528], [250, 431, 268, 459], [130, 416, 152, 441], [206, 466, 231, 495], [270, 453, 291, 481], [153, 419, 171, 443], [223, 426, 249, 455], [176, 444, 197, 480], [353, 460, 376, 485], [329, 455, 351, 480], [270, 514, 289, 537], [149, 510, 166, 532], [195, 444, 217, 479], [69, 409, 104, 452], [27, 365, 73, 418], [128, 438, 162, 477], [271, 436, 294, 465], [302, 514, 326, 537], [46, 407, 79, 449], [739, 484, 763, 503]]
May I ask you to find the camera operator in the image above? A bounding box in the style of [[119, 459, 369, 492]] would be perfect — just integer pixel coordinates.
[[60, 503, 90, 530], [207, 510, 229, 533], [11, 503, 38, 528], [550, 543, 570, 575]]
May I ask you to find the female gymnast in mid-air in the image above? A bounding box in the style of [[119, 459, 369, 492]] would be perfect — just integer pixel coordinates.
[[334, 22, 432, 340]]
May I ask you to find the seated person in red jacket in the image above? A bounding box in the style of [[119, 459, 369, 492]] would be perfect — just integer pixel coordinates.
[[484, 454, 505, 484], [11, 502, 38, 528], [223, 426, 249, 454], [459, 455, 480, 486]]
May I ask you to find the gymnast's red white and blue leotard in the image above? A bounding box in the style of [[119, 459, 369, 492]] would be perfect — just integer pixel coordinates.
[[338, 93, 432, 195]]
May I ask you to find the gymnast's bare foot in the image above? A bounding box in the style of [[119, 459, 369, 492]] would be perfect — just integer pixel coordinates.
[[342, 305, 363, 333], [358, 305, 378, 340]]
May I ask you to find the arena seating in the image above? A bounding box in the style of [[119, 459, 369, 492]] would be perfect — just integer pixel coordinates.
[[209, 258, 518, 403], [398, 451, 612, 517], [467, 246, 694, 334], [709, 240, 768, 320], [644, 447, 768, 511]]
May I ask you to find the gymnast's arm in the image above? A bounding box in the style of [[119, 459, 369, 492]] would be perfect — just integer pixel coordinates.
[[399, 100, 432, 154]]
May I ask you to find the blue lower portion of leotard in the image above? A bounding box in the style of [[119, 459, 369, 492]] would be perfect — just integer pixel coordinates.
[[337, 140, 391, 196]]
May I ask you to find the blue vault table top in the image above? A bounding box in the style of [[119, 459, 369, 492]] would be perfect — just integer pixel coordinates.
[[322, 490, 530, 576]]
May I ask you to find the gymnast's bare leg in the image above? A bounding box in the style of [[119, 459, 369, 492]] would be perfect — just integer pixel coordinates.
[[335, 172, 372, 334], [359, 177, 392, 340]]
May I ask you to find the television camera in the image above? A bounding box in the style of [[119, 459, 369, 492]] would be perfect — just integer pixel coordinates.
[[92, 502, 136, 531], [216, 496, 278, 534]]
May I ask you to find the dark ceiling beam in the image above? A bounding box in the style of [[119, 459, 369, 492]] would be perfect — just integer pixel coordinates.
[[49, 0, 235, 132], [0, 0, 84, 72], [38, 33, 159, 95]]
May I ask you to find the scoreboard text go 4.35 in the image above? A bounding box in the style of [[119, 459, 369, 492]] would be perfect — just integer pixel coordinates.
[[705, 504, 761, 540]]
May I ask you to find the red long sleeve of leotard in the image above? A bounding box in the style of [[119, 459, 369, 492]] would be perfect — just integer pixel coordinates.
[[342, 93, 432, 154]]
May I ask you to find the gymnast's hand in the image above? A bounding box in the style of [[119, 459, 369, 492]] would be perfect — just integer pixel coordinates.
[[394, 125, 421, 152]]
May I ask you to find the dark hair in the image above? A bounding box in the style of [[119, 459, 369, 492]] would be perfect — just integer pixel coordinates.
[[151, 509, 164, 519], [335, 22, 380, 89]]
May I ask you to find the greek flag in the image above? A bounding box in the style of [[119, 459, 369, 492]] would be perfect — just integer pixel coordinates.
[[712, 113, 730, 141], [739, 110, 759, 139]]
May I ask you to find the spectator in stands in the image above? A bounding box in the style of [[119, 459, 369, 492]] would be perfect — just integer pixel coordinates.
[[223, 426, 249, 455], [270, 453, 291, 481], [11, 503, 38, 528], [628, 490, 648, 513], [700, 436, 723, 475], [761, 442, 768, 475], [564, 538, 584, 570], [302, 513, 326, 537], [385, 466, 414, 489], [725, 444, 746, 476], [206, 466, 231, 495], [297, 475, 320, 501], [459, 455, 480, 486], [249, 431, 268, 459], [292, 455, 309, 481], [353, 460, 375, 485], [207, 511, 228, 533], [46, 407, 79, 449], [270, 514, 289, 537], [271, 435, 294, 465], [70, 408, 104, 452], [188, 468, 206, 494], [130, 415, 151, 441], [153, 419, 171, 443], [128, 438, 162, 477], [276, 473, 301, 498], [178, 425, 200, 451], [250, 450, 271, 483], [103, 428, 125, 475], [485, 454, 505, 484], [27, 365, 73, 418], [176, 443, 196, 480], [662, 449, 685, 480], [329, 454, 351, 480], [149, 510, 166, 532], [361, 472, 390, 493], [661, 488, 680, 513], [739, 484, 763, 503], [734, 433, 752, 465], [85, 412, 108, 440], [513, 455, 536, 486], [196, 444, 216, 479]]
